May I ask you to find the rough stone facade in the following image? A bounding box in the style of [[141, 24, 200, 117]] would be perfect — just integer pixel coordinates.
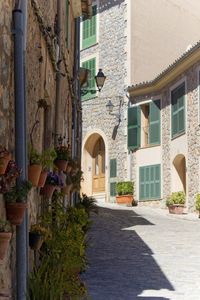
[[0, 0, 83, 297], [81, 0, 128, 201], [131, 60, 200, 212]]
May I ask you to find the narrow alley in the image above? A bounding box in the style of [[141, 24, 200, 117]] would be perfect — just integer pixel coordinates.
[[82, 205, 200, 300]]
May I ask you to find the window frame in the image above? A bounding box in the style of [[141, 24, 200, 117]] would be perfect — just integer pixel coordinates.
[[82, 4, 97, 49], [139, 164, 161, 201], [170, 80, 186, 139]]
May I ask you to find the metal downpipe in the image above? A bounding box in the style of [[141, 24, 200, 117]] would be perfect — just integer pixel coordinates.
[[13, 9, 27, 300]]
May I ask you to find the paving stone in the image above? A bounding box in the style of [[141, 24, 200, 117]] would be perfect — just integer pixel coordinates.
[[81, 204, 200, 300]]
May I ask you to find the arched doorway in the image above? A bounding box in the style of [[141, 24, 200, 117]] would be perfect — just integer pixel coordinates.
[[92, 137, 105, 193], [82, 131, 107, 202], [172, 154, 186, 193]]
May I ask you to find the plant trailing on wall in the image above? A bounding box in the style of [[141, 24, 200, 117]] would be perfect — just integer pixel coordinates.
[[0, 219, 12, 260], [4, 180, 32, 225], [28, 192, 90, 299]]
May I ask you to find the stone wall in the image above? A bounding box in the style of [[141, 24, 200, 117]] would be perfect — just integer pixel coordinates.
[[81, 0, 128, 200]]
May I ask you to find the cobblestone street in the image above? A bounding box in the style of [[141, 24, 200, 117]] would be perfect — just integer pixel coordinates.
[[81, 204, 200, 300]]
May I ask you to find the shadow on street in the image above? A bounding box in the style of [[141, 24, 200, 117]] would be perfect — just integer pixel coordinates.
[[81, 207, 174, 300]]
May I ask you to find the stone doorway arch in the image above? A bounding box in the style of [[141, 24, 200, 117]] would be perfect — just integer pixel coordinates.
[[172, 154, 186, 193], [82, 130, 108, 202]]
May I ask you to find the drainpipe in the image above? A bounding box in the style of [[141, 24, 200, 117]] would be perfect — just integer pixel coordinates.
[[13, 9, 27, 300], [54, 0, 62, 146]]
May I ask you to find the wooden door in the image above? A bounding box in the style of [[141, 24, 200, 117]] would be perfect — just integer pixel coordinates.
[[93, 138, 105, 193]]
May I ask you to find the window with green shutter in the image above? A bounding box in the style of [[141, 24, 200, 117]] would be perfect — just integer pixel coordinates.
[[171, 83, 185, 138], [139, 164, 161, 200], [66, 0, 71, 48], [110, 159, 117, 178], [81, 58, 96, 101], [127, 106, 141, 150], [149, 100, 160, 145], [110, 182, 116, 197], [82, 5, 97, 49]]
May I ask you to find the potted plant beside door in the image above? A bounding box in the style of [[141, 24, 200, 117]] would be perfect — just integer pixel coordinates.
[[166, 191, 185, 214], [116, 181, 134, 205]]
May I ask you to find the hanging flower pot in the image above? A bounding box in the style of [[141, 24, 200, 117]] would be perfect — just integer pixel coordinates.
[[38, 170, 48, 188], [0, 153, 11, 175], [6, 202, 27, 225], [29, 232, 44, 250], [54, 159, 68, 171], [28, 164, 42, 187], [41, 184, 56, 198], [0, 232, 12, 260]]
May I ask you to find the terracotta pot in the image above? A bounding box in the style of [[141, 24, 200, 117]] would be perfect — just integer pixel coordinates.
[[0, 232, 12, 260], [62, 184, 73, 195], [29, 232, 44, 250], [38, 170, 48, 188], [28, 164, 42, 187], [6, 202, 27, 225], [66, 165, 72, 173], [41, 184, 56, 198], [0, 154, 11, 175], [168, 204, 185, 214], [54, 160, 68, 171], [116, 195, 133, 205]]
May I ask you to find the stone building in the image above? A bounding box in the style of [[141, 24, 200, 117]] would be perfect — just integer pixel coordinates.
[[0, 0, 91, 298], [128, 42, 200, 211], [80, 0, 200, 204]]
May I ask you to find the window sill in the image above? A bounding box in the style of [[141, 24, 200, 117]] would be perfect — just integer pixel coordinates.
[[139, 143, 161, 150], [171, 131, 185, 141], [139, 198, 161, 202], [81, 42, 98, 51]]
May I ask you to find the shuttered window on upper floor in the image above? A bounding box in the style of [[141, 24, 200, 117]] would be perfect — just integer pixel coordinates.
[[82, 5, 97, 49], [127, 106, 141, 151], [81, 58, 96, 101], [171, 83, 185, 138]]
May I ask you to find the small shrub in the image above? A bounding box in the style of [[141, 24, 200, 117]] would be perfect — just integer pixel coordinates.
[[195, 193, 200, 211], [116, 181, 134, 196], [166, 191, 185, 206]]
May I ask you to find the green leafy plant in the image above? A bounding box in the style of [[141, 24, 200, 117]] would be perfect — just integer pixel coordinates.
[[0, 219, 11, 232], [41, 148, 57, 171], [55, 145, 69, 161], [195, 193, 200, 212], [77, 194, 98, 216], [4, 180, 32, 203], [166, 191, 185, 206], [30, 223, 50, 240], [71, 170, 84, 191], [28, 192, 89, 300], [116, 181, 134, 196], [29, 145, 42, 165]]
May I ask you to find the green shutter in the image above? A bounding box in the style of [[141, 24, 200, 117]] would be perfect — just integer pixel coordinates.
[[127, 106, 141, 150], [81, 58, 96, 100], [171, 83, 185, 138], [110, 159, 117, 178], [110, 182, 116, 197], [139, 164, 161, 200], [149, 100, 160, 145], [82, 5, 97, 49], [66, 1, 70, 48]]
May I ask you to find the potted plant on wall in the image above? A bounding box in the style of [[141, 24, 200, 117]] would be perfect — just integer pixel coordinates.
[[38, 148, 57, 188], [0, 160, 21, 194], [0, 146, 11, 175], [0, 219, 12, 260], [41, 171, 64, 198], [28, 145, 42, 186], [166, 191, 185, 214], [29, 223, 49, 250], [54, 145, 69, 171], [116, 181, 134, 205], [4, 180, 32, 225]]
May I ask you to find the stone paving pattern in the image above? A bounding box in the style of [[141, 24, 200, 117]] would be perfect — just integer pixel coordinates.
[[81, 204, 200, 300]]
